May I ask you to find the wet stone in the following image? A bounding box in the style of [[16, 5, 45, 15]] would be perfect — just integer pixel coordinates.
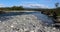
[[13, 28, 19, 31], [25, 30, 30, 32]]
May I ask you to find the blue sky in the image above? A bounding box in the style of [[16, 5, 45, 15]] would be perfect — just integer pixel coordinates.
[[0, 0, 60, 8]]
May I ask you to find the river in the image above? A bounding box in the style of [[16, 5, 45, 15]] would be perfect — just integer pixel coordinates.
[[0, 11, 54, 25]]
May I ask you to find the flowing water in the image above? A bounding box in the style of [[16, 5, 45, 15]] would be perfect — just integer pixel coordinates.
[[0, 11, 54, 25]]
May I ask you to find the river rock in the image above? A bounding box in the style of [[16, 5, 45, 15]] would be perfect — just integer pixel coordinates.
[[0, 14, 60, 32]]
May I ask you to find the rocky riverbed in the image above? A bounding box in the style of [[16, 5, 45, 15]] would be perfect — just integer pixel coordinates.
[[0, 12, 60, 32]]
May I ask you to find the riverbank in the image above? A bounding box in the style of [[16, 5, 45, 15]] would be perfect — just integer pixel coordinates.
[[0, 11, 60, 32]]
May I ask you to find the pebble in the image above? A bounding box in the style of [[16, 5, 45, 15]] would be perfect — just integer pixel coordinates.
[[0, 21, 1, 22], [30, 30, 35, 32], [47, 31, 50, 32], [0, 14, 60, 32], [11, 25, 14, 28], [53, 27, 56, 30]]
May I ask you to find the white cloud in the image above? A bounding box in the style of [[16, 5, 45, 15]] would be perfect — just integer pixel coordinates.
[[0, 4, 4, 7], [21, 4, 49, 8]]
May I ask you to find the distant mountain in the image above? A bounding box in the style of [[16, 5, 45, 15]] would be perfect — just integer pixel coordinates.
[[22, 4, 49, 9]]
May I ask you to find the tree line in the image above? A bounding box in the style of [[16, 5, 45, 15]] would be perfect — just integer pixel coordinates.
[[0, 6, 24, 11]]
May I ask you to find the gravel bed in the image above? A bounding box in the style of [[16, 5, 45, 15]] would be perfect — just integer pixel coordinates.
[[0, 14, 60, 32]]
